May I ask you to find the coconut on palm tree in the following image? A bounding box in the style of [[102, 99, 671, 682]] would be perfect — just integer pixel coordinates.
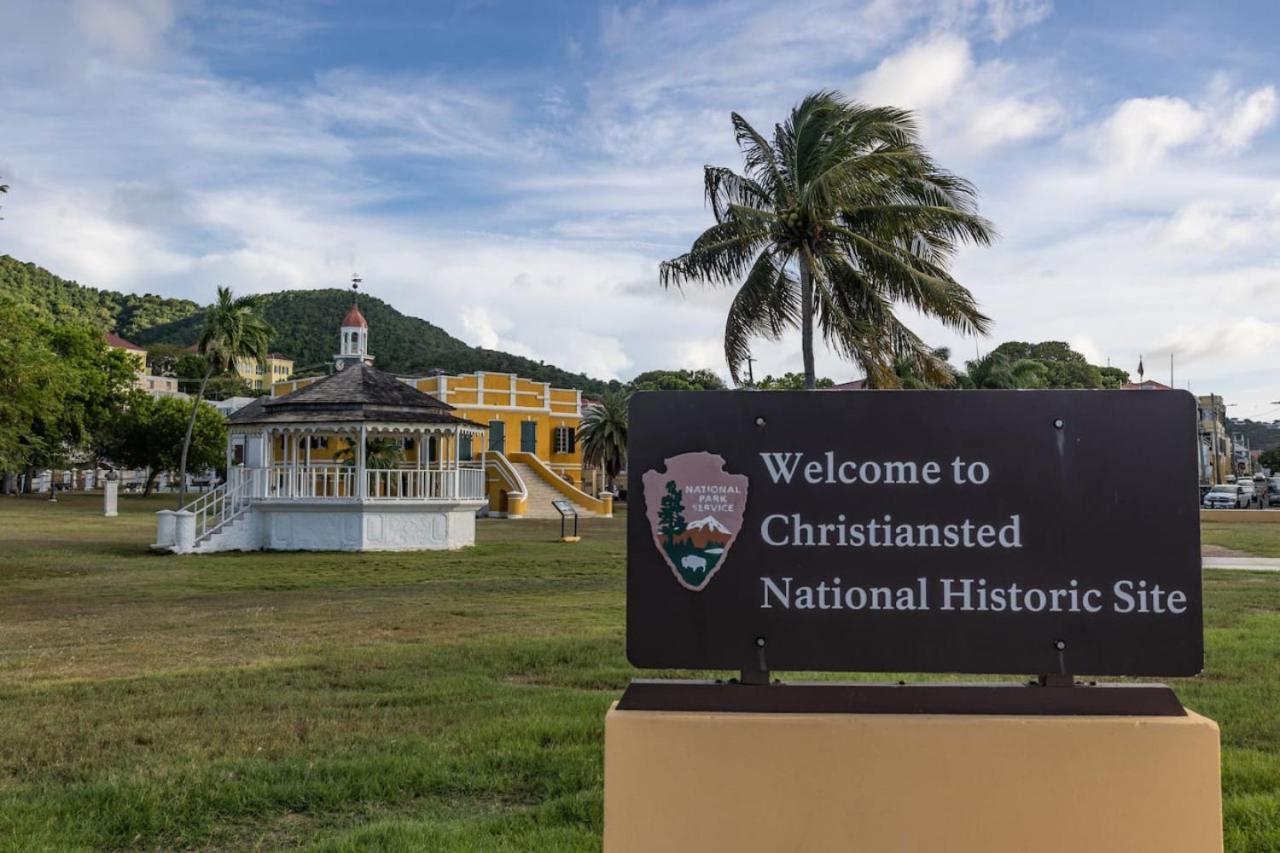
[[176, 287, 273, 508], [660, 91, 994, 389], [578, 391, 629, 493]]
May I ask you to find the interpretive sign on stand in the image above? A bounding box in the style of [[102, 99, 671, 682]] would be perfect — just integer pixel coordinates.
[[627, 390, 1202, 678], [553, 498, 580, 542]]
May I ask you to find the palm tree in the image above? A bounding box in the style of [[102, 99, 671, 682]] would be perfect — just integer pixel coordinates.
[[578, 391, 629, 493], [962, 352, 1048, 389], [335, 437, 405, 469], [660, 91, 994, 389], [891, 346, 955, 389], [177, 287, 273, 508]]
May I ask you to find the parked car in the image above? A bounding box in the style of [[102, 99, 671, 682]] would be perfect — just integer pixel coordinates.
[[1269, 477, 1280, 507], [1237, 479, 1259, 508], [1204, 484, 1247, 509]]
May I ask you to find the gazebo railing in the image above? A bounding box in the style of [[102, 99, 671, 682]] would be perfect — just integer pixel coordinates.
[[267, 465, 357, 500], [253, 464, 485, 501]]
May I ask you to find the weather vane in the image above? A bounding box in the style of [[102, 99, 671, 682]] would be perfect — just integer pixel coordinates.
[[351, 274, 362, 296]]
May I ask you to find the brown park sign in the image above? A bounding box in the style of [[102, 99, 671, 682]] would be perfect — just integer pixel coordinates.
[[626, 390, 1203, 677]]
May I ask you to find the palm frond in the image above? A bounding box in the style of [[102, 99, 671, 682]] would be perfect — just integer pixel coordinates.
[[724, 250, 799, 384]]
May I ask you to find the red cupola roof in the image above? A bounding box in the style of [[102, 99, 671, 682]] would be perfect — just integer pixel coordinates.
[[342, 302, 368, 328]]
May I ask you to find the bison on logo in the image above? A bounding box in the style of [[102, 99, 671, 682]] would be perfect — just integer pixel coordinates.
[[642, 452, 748, 591]]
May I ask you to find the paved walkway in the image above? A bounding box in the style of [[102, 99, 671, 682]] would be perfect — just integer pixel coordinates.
[[1203, 556, 1280, 572]]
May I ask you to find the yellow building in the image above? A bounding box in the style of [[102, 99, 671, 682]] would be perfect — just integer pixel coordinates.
[[235, 353, 294, 390], [106, 332, 182, 396], [269, 296, 608, 519]]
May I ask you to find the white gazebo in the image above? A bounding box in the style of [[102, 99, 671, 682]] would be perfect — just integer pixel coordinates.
[[157, 363, 488, 553]]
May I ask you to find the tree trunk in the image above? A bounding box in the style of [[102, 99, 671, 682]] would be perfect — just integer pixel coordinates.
[[22, 465, 35, 494], [143, 468, 159, 497], [800, 258, 816, 390], [176, 366, 213, 509]]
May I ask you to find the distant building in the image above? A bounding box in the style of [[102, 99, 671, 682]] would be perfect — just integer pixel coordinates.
[[105, 332, 147, 372], [106, 332, 185, 398], [233, 353, 294, 390], [1197, 395, 1234, 484], [1121, 379, 1173, 391]]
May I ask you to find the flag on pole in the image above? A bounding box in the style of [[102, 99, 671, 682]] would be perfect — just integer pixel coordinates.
[[1137, 355, 1144, 381]]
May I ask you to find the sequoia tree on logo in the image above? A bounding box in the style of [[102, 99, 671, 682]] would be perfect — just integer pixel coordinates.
[[642, 452, 748, 591]]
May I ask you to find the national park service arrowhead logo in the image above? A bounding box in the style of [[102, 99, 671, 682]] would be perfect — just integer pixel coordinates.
[[643, 452, 748, 591]]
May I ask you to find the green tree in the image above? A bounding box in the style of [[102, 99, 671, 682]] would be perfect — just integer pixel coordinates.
[[631, 369, 727, 391], [2, 310, 135, 490], [177, 287, 273, 508], [578, 390, 629, 492], [0, 297, 62, 475], [104, 393, 226, 496], [1099, 366, 1130, 389], [755, 372, 836, 390], [658, 480, 687, 546], [335, 437, 405, 470], [146, 342, 187, 377], [660, 91, 993, 390], [988, 341, 1102, 389]]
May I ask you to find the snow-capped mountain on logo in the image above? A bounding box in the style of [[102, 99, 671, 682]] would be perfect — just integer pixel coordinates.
[[673, 515, 733, 549], [685, 516, 730, 534]]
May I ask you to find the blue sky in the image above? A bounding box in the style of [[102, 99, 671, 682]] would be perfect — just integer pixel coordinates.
[[3, 0, 1280, 414]]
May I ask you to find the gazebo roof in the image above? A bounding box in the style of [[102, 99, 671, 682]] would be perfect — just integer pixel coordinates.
[[228, 363, 482, 428]]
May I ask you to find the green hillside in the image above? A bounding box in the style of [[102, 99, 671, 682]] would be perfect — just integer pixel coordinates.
[[0, 254, 200, 338], [0, 255, 615, 394]]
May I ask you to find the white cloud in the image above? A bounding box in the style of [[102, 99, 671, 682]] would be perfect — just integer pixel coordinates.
[[856, 34, 973, 111], [70, 0, 178, 64], [1093, 83, 1277, 168], [1216, 85, 1278, 151], [853, 35, 1061, 154], [1156, 318, 1280, 365], [1095, 96, 1206, 168]]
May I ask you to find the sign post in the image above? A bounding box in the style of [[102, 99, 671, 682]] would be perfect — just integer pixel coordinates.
[[605, 390, 1222, 851], [552, 499, 579, 543]]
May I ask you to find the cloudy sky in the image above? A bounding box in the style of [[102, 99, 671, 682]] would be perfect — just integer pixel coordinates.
[[2, 0, 1279, 413]]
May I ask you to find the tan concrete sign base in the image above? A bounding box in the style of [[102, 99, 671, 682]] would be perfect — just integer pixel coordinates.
[[603, 703, 1222, 852]]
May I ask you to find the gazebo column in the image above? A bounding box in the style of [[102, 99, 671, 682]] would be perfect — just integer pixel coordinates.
[[452, 428, 461, 499], [357, 423, 368, 500]]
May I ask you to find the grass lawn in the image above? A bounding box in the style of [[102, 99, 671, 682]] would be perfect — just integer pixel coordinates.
[[1203, 520, 1280, 557], [0, 495, 1277, 850]]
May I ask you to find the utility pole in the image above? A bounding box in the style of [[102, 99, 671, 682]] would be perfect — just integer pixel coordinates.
[[745, 356, 756, 387], [1210, 393, 1221, 485]]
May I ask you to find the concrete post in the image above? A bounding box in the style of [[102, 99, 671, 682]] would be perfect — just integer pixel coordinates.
[[154, 510, 176, 549], [173, 510, 195, 554], [103, 473, 119, 518]]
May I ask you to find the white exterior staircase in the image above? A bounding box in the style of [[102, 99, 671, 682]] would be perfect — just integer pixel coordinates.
[[508, 461, 598, 519]]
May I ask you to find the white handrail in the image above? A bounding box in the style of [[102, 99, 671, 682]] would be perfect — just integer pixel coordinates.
[[483, 451, 527, 500], [181, 467, 256, 544]]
